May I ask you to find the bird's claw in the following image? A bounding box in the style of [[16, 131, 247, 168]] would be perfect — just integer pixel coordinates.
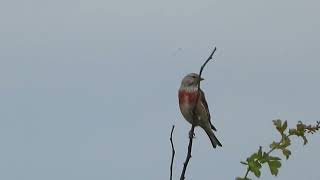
[[189, 130, 195, 139]]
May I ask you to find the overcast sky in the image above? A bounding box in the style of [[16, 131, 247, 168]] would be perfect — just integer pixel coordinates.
[[1, 0, 320, 179]]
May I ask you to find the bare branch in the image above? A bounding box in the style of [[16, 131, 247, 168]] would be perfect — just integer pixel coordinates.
[[179, 47, 217, 180], [170, 125, 175, 180], [179, 125, 195, 180]]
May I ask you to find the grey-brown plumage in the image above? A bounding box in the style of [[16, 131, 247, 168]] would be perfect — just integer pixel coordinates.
[[178, 73, 222, 148]]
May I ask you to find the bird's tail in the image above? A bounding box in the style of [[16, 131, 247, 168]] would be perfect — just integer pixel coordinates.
[[204, 128, 222, 148]]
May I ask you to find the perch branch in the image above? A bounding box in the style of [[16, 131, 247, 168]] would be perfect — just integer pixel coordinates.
[[170, 125, 175, 180], [179, 47, 217, 180]]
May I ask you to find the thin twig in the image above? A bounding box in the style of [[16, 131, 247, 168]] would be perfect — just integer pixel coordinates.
[[170, 125, 175, 180], [179, 47, 217, 180], [244, 168, 250, 179]]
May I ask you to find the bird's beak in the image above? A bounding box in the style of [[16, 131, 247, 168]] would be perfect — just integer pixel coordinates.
[[200, 77, 204, 81]]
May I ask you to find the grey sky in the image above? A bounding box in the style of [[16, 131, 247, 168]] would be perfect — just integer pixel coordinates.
[[0, 0, 319, 179]]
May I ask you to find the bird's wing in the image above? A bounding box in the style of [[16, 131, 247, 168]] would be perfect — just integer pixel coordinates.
[[200, 89, 217, 131]]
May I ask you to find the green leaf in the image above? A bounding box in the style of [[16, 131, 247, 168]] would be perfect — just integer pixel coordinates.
[[268, 160, 281, 176], [297, 121, 305, 131], [282, 149, 291, 159], [268, 156, 281, 161], [269, 141, 278, 149], [280, 135, 291, 149], [251, 153, 258, 160], [248, 160, 261, 177], [296, 122, 306, 136], [257, 146, 262, 159], [236, 177, 251, 180], [252, 168, 261, 177], [281, 121, 288, 133], [289, 128, 297, 135], [259, 152, 269, 163], [247, 153, 258, 162], [273, 119, 282, 133]]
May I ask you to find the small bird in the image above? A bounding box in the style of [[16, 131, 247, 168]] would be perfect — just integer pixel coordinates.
[[178, 73, 222, 148]]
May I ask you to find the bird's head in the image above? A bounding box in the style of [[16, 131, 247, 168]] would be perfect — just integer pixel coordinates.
[[180, 73, 204, 88]]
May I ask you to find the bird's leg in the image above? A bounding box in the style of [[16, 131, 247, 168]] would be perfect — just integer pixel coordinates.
[[189, 129, 195, 139]]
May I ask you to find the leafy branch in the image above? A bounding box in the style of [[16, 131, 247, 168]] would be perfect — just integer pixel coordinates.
[[236, 120, 320, 180]]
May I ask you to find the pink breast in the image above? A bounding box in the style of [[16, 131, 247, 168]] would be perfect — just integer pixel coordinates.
[[178, 90, 197, 105]]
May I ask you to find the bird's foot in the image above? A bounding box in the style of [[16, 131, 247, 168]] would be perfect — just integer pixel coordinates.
[[188, 130, 195, 139]]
